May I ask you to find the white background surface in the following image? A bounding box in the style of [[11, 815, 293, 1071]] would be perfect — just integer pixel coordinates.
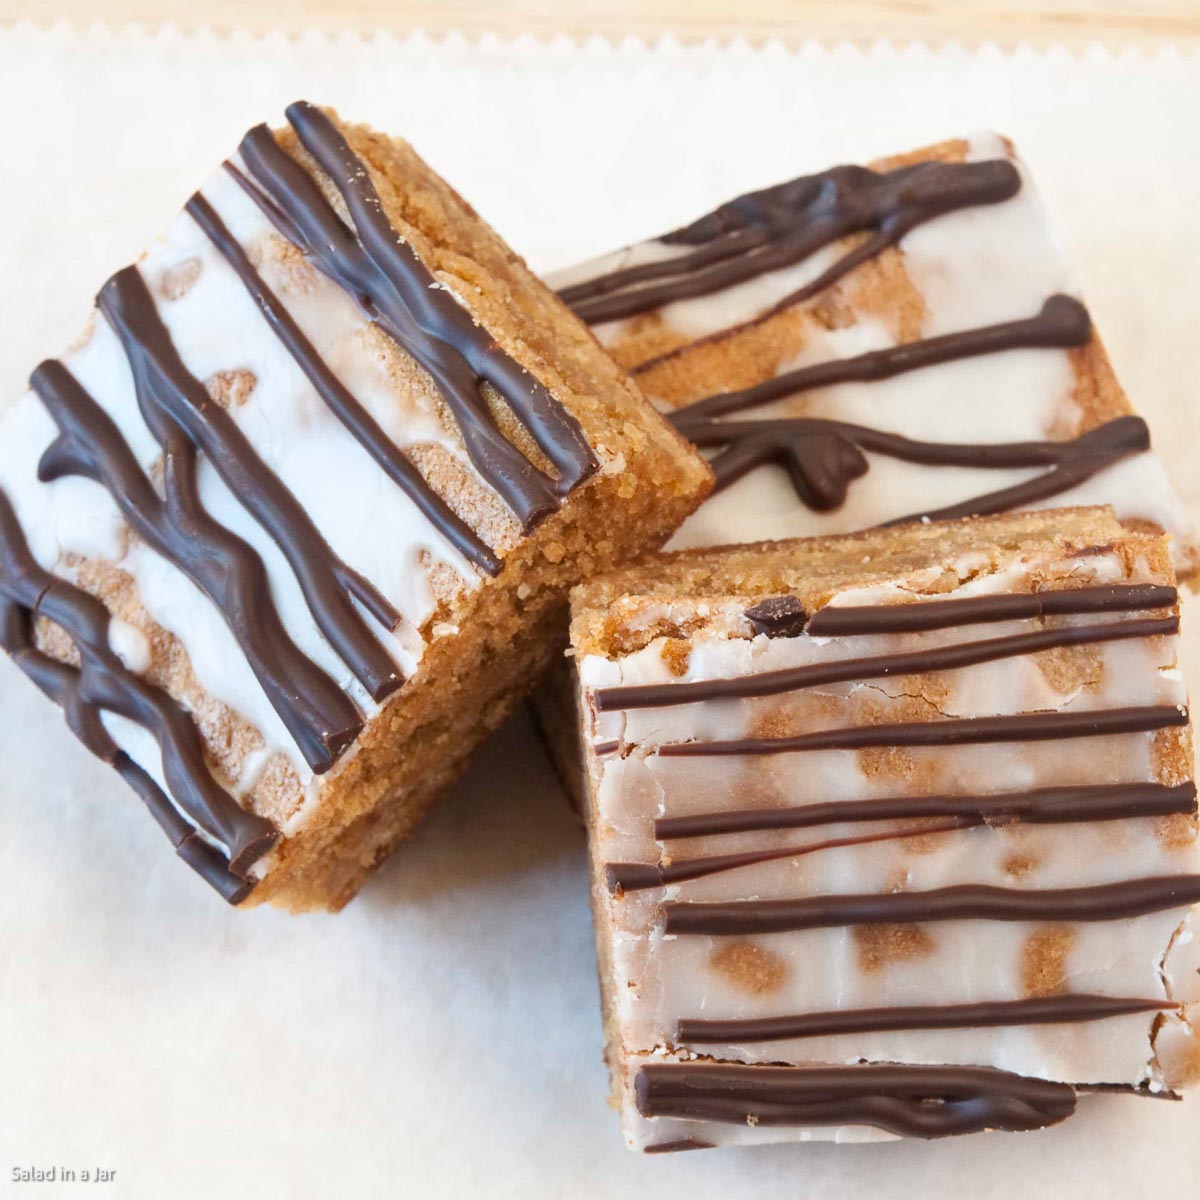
[[1, 24, 1199, 1199]]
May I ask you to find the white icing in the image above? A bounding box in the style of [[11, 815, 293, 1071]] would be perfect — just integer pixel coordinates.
[[582, 557, 1199, 1148], [567, 133, 1195, 567], [99, 710, 226, 853], [0, 155, 497, 830], [107, 618, 152, 675]]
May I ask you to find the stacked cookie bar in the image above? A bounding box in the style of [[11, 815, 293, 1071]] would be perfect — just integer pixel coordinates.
[[553, 134, 1198, 575], [1, 110, 1197, 1151], [0, 102, 710, 909], [570, 508, 1199, 1148]]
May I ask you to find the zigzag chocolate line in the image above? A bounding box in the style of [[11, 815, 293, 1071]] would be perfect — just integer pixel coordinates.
[[0, 487, 276, 898], [31, 358, 363, 774], [185, 190, 503, 577], [235, 102, 598, 531], [559, 157, 1020, 328], [95, 264, 404, 711]]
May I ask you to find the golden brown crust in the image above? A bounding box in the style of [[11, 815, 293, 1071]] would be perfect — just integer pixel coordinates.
[[569, 507, 1163, 658], [243, 114, 708, 909]]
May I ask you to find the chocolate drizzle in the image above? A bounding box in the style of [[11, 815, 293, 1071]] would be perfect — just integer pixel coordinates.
[[606, 818, 969, 893], [642, 1139, 715, 1154], [185, 190, 502, 576], [653, 781, 1198, 840], [558, 157, 1021, 326], [634, 1062, 1077, 1137], [560, 145, 1150, 539], [236, 102, 598, 531], [673, 295, 1092, 425], [676, 995, 1174, 1045], [0, 488, 276, 900], [595, 615, 1176, 712], [100, 265, 404, 702], [656, 704, 1187, 758], [31, 358, 363, 774], [675, 410, 1149, 519], [663, 874, 1200, 935], [807, 583, 1178, 636]]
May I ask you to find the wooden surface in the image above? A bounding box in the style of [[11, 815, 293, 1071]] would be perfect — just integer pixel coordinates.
[[2, 1, 1198, 50]]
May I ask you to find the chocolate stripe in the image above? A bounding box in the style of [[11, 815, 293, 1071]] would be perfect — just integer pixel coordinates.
[[606, 818, 969, 893], [559, 158, 1020, 327], [187, 189, 502, 577], [0, 487, 276, 891], [663, 874, 1200, 935], [677, 995, 1174, 1044], [594, 615, 1176, 711], [654, 781, 1198, 840], [634, 1062, 1076, 1137], [95, 264, 404, 709], [676, 410, 1149, 513], [656, 705, 1187, 758], [807, 584, 1178, 636], [114, 755, 254, 903], [236, 103, 597, 530], [32, 358, 362, 774], [673, 295, 1091, 424]]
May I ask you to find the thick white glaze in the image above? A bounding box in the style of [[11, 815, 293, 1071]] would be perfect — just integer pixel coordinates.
[[0, 155, 497, 847], [579, 551, 1198, 1149], [553, 134, 1197, 567]]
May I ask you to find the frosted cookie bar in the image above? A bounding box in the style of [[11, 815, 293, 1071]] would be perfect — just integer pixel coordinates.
[[0, 102, 710, 909], [569, 507, 1200, 1150], [552, 136, 1197, 576]]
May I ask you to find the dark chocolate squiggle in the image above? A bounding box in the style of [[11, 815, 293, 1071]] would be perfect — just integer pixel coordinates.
[[186, 190, 502, 576], [0, 487, 276, 896], [675, 411, 1150, 516], [32, 359, 363, 774], [634, 1062, 1077, 1137], [235, 102, 598, 531], [663, 873, 1200, 935], [653, 781, 1198, 840], [656, 704, 1186, 758], [594, 615, 1176, 711], [676, 995, 1174, 1045], [95, 265, 404, 708], [558, 157, 1021, 326]]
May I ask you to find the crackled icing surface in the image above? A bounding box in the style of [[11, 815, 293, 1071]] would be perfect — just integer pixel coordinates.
[[552, 134, 1197, 566], [577, 548, 1200, 1150]]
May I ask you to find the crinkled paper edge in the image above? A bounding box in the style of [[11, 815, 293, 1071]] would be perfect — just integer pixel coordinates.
[[0, 18, 1198, 67]]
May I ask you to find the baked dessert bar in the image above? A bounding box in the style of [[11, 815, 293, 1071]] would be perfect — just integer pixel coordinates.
[[569, 507, 1200, 1150], [552, 135, 1197, 577], [0, 102, 710, 909]]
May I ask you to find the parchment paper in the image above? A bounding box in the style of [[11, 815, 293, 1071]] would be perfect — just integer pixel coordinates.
[[1, 24, 1198, 1199]]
